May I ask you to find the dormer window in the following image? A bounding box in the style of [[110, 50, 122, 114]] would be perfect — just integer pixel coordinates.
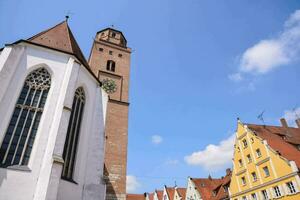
[[106, 60, 116, 72]]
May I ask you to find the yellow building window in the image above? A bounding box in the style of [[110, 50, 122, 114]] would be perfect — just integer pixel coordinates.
[[247, 154, 252, 163], [251, 172, 257, 182], [238, 159, 243, 167], [261, 190, 269, 200], [241, 176, 246, 185], [273, 186, 282, 197], [251, 193, 257, 200], [256, 148, 262, 157], [286, 181, 297, 194], [242, 139, 248, 148], [263, 166, 270, 177]]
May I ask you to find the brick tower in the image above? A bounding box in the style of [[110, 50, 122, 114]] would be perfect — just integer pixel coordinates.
[[88, 28, 131, 200]]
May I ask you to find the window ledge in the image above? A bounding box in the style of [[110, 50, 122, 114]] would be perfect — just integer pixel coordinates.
[[4, 165, 32, 172], [61, 177, 78, 185]]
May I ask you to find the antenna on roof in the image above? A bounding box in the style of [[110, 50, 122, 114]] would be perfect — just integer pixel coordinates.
[[292, 105, 300, 119], [257, 110, 266, 127]]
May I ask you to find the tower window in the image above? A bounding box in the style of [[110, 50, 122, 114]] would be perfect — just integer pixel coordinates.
[[0, 68, 51, 167], [109, 50, 113, 55], [112, 32, 116, 38], [62, 87, 85, 181], [106, 60, 116, 72], [118, 54, 123, 58], [99, 48, 103, 52]]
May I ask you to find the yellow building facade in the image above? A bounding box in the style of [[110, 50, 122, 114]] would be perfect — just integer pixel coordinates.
[[229, 119, 300, 200]]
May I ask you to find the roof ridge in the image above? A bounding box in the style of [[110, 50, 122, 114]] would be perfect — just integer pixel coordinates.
[[27, 20, 66, 41]]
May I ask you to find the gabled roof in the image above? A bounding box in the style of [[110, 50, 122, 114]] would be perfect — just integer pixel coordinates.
[[155, 190, 163, 200], [165, 187, 175, 200], [27, 20, 88, 66], [176, 188, 186, 200], [192, 177, 223, 200], [246, 123, 300, 168], [212, 171, 231, 200], [148, 193, 154, 200], [127, 194, 145, 200]]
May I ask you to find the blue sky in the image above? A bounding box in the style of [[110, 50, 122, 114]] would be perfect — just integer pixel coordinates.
[[1, 0, 300, 194]]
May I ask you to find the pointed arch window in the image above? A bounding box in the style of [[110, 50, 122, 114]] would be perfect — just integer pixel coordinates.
[[0, 68, 51, 167], [106, 60, 115, 72], [62, 87, 85, 180]]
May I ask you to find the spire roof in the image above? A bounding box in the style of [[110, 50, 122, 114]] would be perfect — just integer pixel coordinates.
[[27, 20, 88, 66]]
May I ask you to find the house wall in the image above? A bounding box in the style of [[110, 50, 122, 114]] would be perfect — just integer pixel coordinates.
[[229, 121, 300, 200], [186, 178, 202, 200]]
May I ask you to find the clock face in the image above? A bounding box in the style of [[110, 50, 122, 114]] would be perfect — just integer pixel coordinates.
[[102, 78, 117, 94]]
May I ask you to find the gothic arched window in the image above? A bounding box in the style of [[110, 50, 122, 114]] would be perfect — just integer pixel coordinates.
[[62, 87, 85, 180], [106, 60, 116, 72], [0, 68, 51, 167]]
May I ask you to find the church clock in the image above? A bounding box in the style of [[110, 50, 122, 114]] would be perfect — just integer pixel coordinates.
[[102, 78, 117, 94]]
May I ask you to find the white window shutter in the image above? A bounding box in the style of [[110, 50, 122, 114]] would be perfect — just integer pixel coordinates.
[[292, 180, 299, 192], [279, 184, 285, 196], [266, 189, 272, 199]]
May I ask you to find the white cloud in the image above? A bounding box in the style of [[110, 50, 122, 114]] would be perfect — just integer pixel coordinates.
[[126, 175, 141, 193], [228, 73, 243, 82], [184, 134, 235, 171], [230, 9, 300, 80], [164, 159, 179, 166], [152, 135, 163, 144], [283, 107, 300, 127]]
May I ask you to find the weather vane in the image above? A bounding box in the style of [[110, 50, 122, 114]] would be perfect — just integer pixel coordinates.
[[257, 110, 266, 126], [65, 11, 74, 21]]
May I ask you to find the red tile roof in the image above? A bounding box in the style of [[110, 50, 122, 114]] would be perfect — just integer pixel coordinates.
[[127, 194, 145, 200], [156, 190, 163, 200], [246, 123, 300, 168], [176, 188, 186, 200], [166, 187, 175, 200], [148, 193, 154, 200], [192, 177, 223, 200], [192, 169, 231, 200], [27, 20, 88, 67], [212, 171, 231, 200]]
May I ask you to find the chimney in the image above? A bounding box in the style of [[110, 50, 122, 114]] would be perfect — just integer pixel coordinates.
[[226, 168, 231, 175], [296, 119, 300, 128], [280, 118, 288, 128]]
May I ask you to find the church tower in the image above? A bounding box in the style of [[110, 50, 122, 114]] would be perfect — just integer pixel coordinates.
[[88, 28, 131, 200]]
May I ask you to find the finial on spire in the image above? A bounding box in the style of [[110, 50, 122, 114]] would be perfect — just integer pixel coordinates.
[[65, 15, 69, 22]]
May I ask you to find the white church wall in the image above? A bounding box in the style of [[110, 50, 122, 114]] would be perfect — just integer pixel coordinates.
[[0, 41, 107, 200], [57, 61, 107, 200], [0, 43, 77, 200]]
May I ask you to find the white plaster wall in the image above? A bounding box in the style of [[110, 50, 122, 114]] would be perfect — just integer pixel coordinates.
[[57, 62, 107, 200], [0, 43, 70, 200], [185, 178, 202, 200], [0, 43, 107, 200]]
